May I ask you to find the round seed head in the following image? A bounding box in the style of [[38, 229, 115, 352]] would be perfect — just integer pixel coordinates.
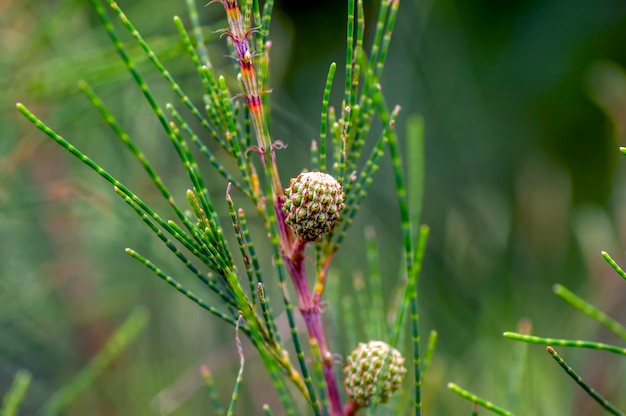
[[282, 171, 345, 242], [343, 340, 407, 408]]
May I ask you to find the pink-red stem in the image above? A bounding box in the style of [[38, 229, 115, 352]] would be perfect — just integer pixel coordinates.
[[217, 1, 345, 413], [285, 236, 344, 416], [343, 400, 358, 416]]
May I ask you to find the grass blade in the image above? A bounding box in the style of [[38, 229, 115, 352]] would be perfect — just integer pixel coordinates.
[[227, 316, 245, 416]]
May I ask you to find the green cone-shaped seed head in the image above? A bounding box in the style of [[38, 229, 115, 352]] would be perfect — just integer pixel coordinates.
[[282, 171, 345, 242], [343, 340, 407, 408]]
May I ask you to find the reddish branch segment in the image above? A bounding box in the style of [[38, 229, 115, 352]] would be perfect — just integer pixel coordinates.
[[216, 0, 282, 202], [216, 0, 269, 153], [286, 237, 344, 416], [216, 1, 346, 415]]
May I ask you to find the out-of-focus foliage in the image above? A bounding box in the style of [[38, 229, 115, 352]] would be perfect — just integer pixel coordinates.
[[3, 0, 626, 414]]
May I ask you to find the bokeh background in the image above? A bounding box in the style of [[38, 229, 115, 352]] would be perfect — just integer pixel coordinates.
[[3, 0, 626, 414]]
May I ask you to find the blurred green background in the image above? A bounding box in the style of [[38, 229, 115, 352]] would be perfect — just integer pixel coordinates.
[[3, 0, 626, 414]]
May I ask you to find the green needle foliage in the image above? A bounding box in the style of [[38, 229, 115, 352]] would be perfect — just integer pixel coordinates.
[[449, 148, 626, 415], [17, 0, 428, 414], [446, 383, 514, 416], [12, 0, 626, 414], [546, 347, 624, 416]]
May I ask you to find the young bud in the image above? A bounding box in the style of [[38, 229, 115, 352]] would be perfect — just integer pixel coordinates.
[[343, 340, 407, 408], [282, 171, 345, 242]]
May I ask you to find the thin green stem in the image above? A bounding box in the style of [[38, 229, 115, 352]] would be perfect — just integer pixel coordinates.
[[166, 103, 249, 197], [374, 0, 399, 80], [200, 365, 226, 415], [320, 62, 337, 173], [226, 185, 258, 309], [341, 296, 358, 352], [332, 105, 396, 252], [227, 316, 245, 416], [352, 272, 374, 338], [91, 0, 210, 243], [16, 103, 202, 260], [602, 251, 626, 281], [126, 248, 242, 329], [275, 264, 322, 416], [239, 209, 269, 300], [447, 383, 516, 416], [365, 227, 385, 340], [185, 0, 211, 65], [260, 0, 274, 45], [113, 187, 237, 310], [353, 0, 364, 111], [406, 115, 425, 237], [546, 346, 624, 416], [309, 339, 329, 415], [173, 15, 215, 111], [503, 332, 626, 356], [506, 320, 531, 409], [102, 0, 230, 151], [1, 370, 31, 416], [257, 283, 280, 347], [553, 284, 626, 341], [422, 330, 438, 377], [345, 0, 356, 112], [263, 404, 276, 416]]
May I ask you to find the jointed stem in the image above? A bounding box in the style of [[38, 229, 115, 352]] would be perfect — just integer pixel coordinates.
[[216, 1, 339, 413], [285, 237, 343, 416]]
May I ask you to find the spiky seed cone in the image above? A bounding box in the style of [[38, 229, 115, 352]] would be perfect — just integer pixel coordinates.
[[282, 171, 345, 242], [343, 340, 407, 408]]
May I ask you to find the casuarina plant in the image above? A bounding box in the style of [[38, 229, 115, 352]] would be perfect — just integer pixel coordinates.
[[8, 0, 625, 414], [13, 0, 431, 414]]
